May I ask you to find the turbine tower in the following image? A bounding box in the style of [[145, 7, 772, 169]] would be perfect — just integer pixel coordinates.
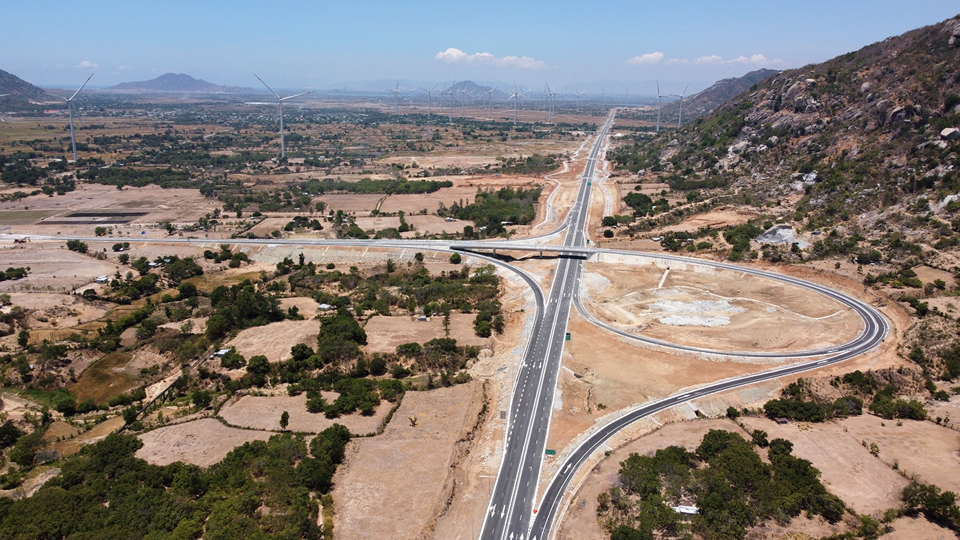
[[485, 86, 497, 120], [574, 88, 584, 110], [674, 84, 690, 128], [52, 74, 93, 162], [655, 80, 664, 133], [444, 81, 457, 122], [459, 85, 468, 118], [418, 84, 439, 117], [507, 88, 522, 126], [390, 81, 401, 115], [255, 74, 313, 159]]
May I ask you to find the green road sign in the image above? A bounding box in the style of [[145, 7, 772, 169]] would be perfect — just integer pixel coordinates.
[[545, 449, 557, 455]]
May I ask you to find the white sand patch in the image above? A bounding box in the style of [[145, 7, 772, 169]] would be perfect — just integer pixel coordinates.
[[657, 315, 733, 327], [647, 299, 745, 327]]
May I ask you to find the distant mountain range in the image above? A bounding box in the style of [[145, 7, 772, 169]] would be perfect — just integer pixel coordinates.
[[661, 68, 779, 125], [0, 68, 46, 99], [108, 73, 253, 93]]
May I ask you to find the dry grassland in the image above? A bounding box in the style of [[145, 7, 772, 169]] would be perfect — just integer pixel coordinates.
[[218, 393, 391, 435]]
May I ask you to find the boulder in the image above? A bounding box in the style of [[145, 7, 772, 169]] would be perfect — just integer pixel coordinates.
[[860, 82, 872, 93], [728, 141, 750, 154], [768, 135, 779, 146], [942, 127, 960, 141]]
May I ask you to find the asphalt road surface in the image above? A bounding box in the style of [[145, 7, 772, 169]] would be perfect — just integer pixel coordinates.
[[477, 111, 616, 540]]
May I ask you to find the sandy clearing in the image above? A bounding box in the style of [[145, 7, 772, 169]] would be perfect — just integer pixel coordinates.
[[333, 383, 483, 540], [362, 313, 492, 354], [226, 319, 321, 363], [218, 392, 391, 435], [581, 259, 862, 353], [739, 417, 909, 515], [136, 418, 273, 467], [0, 243, 120, 292]]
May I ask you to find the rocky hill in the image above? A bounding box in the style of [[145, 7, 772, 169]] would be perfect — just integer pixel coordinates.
[[611, 14, 960, 268], [661, 68, 778, 125], [0, 68, 46, 99], [109, 73, 250, 93]]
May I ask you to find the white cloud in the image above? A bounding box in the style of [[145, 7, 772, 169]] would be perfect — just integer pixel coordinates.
[[75, 60, 99, 69], [118, 65, 132, 71], [695, 55, 725, 65], [435, 48, 547, 69], [664, 58, 689, 65], [627, 52, 664, 65], [694, 54, 775, 66]]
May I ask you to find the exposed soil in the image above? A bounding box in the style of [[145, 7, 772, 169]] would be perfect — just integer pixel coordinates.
[[362, 313, 491, 354], [332, 382, 484, 540], [581, 258, 862, 353], [135, 418, 273, 467], [226, 319, 322, 363]]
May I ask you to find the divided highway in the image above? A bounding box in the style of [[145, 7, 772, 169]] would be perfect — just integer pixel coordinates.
[[478, 111, 616, 540]]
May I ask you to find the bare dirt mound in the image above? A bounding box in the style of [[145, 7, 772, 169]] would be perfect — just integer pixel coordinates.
[[135, 418, 272, 467]]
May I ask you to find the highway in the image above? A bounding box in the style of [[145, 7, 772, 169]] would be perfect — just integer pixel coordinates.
[[9, 109, 890, 540], [477, 111, 616, 540]]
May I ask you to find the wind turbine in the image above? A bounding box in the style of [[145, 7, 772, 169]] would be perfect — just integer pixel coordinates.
[[485, 86, 497, 120], [51, 74, 93, 162], [255, 74, 313, 159], [444, 81, 457, 122], [459, 85, 468, 118], [655, 80, 664, 133], [418, 84, 439, 117], [574, 87, 584, 110], [545, 83, 555, 123], [507, 87, 523, 126], [390, 81, 401, 115], [674, 84, 690, 128]]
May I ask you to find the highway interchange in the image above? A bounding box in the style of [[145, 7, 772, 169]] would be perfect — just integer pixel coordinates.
[[17, 109, 889, 540]]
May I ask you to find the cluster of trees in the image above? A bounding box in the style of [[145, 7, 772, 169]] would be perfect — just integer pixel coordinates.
[[65, 240, 88, 253], [205, 281, 285, 340], [395, 337, 480, 373], [493, 153, 560, 174], [0, 431, 349, 539], [723, 221, 764, 260], [202, 245, 250, 267], [299, 177, 452, 195], [79, 166, 197, 189], [601, 430, 844, 540], [623, 192, 669, 217], [441, 186, 543, 235], [285, 215, 324, 231], [764, 373, 929, 424], [0, 267, 28, 281]]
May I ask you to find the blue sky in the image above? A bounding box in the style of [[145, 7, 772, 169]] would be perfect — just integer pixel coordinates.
[[2, 1, 958, 95]]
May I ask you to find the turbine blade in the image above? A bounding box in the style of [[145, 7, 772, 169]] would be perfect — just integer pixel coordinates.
[[255, 74, 281, 99], [69, 73, 94, 101], [279, 91, 313, 101], [682, 84, 689, 97]]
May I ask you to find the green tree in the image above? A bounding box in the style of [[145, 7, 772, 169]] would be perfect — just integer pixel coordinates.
[[449, 252, 462, 264], [280, 411, 289, 431], [191, 390, 212, 409]]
